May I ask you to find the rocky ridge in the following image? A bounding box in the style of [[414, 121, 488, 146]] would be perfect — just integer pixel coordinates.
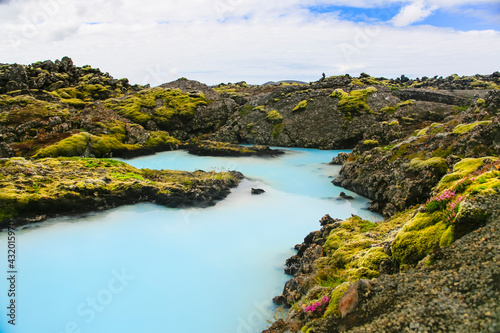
[[2, 58, 499, 160]]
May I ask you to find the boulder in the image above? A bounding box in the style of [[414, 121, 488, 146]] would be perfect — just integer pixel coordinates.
[[251, 188, 265, 195], [330, 152, 350, 165], [339, 191, 354, 200]]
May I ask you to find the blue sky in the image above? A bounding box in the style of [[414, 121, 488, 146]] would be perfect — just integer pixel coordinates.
[[308, 3, 500, 31], [0, 0, 499, 85]]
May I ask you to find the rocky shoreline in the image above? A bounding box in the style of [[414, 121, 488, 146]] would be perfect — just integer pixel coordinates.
[[266, 215, 500, 332], [0, 157, 243, 230], [262, 89, 500, 332]]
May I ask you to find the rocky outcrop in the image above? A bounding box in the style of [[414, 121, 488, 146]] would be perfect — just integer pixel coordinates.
[[0, 57, 141, 95], [333, 91, 500, 217], [184, 140, 284, 157], [209, 83, 459, 150], [0, 157, 243, 229], [160, 78, 221, 101], [265, 154, 500, 332], [392, 88, 470, 106], [330, 152, 349, 165], [274, 216, 342, 306]]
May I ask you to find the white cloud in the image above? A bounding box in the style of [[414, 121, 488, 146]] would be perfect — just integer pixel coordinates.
[[0, 0, 499, 85], [391, 0, 438, 27]]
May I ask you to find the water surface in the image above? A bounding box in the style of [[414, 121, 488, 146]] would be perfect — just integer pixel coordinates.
[[0, 148, 380, 333]]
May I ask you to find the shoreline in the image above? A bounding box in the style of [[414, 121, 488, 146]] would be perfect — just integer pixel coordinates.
[[0, 157, 243, 230]]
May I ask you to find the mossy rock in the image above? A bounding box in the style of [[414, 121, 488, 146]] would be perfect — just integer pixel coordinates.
[[292, 100, 308, 112], [363, 140, 379, 147], [408, 157, 448, 174], [0, 96, 70, 125], [265, 110, 284, 124], [452, 121, 492, 135], [105, 87, 207, 127], [323, 282, 351, 318], [392, 215, 451, 265], [0, 157, 241, 228], [331, 88, 377, 118], [33, 132, 145, 158], [438, 157, 498, 192]]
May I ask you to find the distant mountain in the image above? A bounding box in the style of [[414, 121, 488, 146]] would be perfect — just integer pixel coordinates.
[[263, 80, 308, 85]]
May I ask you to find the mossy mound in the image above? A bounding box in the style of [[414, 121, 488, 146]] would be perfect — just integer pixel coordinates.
[[292, 100, 308, 112], [0, 95, 70, 125], [330, 88, 377, 119], [0, 157, 242, 228], [452, 120, 492, 134], [34, 130, 179, 159], [104, 87, 208, 128]]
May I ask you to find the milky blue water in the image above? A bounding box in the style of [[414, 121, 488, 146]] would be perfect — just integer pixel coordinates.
[[0, 148, 380, 333]]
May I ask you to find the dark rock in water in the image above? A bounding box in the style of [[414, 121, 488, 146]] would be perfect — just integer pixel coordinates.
[[330, 152, 350, 165], [251, 188, 265, 195], [319, 214, 340, 226], [339, 191, 354, 200], [272, 295, 286, 306]]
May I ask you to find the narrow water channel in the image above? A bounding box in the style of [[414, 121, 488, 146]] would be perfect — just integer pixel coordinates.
[[0, 148, 380, 333]]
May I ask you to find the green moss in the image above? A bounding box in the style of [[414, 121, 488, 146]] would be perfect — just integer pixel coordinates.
[[34, 132, 91, 157], [239, 104, 253, 116], [389, 120, 399, 126], [363, 140, 379, 147], [408, 157, 448, 174], [438, 157, 498, 191], [0, 157, 241, 227], [64, 98, 87, 108], [105, 88, 207, 127], [389, 143, 410, 162], [34, 132, 142, 158], [452, 121, 492, 134], [397, 100, 414, 107], [331, 88, 377, 118], [292, 100, 308, 112], [380, 106, 398, 113], [432, 145, 454, 158], [272, 123, 284, 138], [323, 282, 351, 317], [354, 247, 388, 271], [265, 110, 283, 123], [439, 225, 454, 247], [144, 132, 180, 148], [0, 96, 70, 125], [392, 217, 450, 265], [111, 172, 144, 181], [415, 128, 428, 136]]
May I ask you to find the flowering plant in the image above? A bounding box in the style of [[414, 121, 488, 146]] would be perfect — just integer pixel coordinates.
[[303, 296, 330, 314], [444, 195, 464, 226], [425, 189, 456, 211]]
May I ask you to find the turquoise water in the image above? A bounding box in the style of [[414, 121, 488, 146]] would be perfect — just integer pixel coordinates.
[[0, 148, 380, 333]]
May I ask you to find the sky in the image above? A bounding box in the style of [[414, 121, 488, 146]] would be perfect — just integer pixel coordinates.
[[0, 0, 499, 86]]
